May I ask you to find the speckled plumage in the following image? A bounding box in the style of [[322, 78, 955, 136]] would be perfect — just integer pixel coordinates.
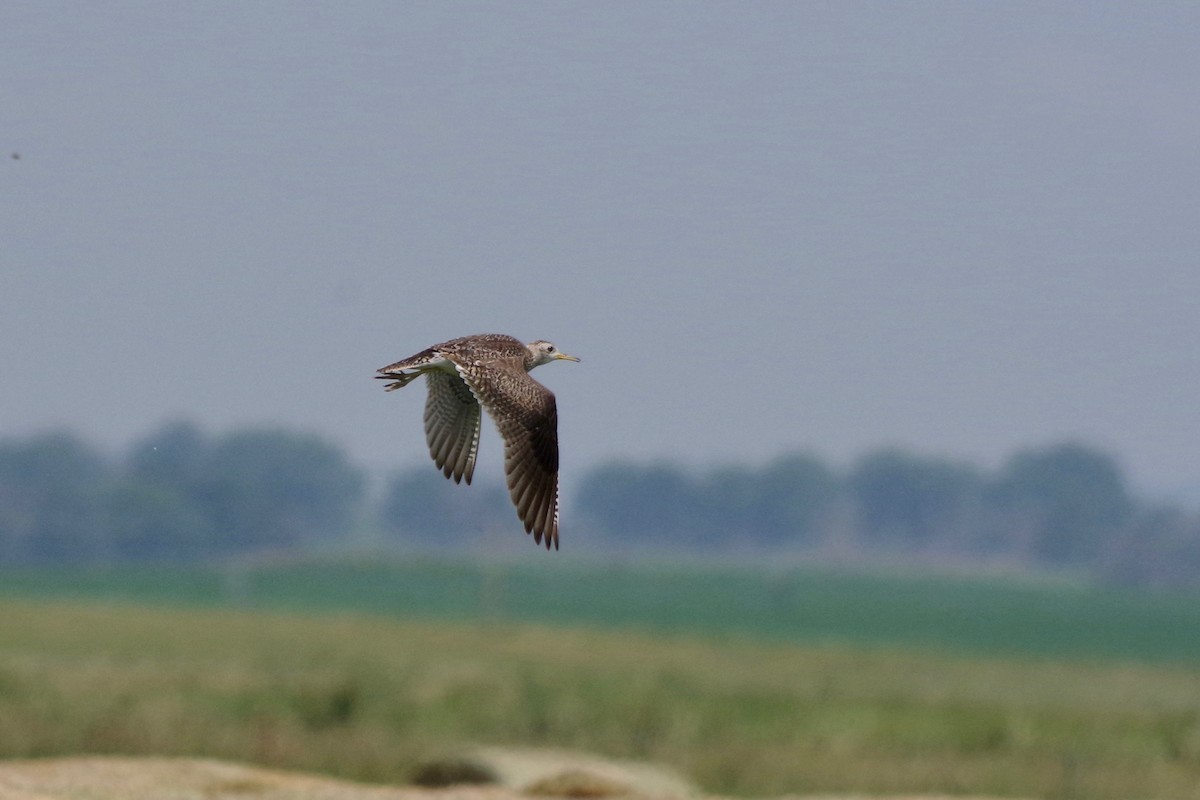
[[376, 334, 579, 550]]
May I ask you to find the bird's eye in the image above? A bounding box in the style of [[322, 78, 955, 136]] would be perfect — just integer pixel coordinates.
[[546, 345, 556, 353]]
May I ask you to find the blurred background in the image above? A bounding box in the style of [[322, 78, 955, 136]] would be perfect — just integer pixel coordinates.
[[3, 3, 1200, 799]]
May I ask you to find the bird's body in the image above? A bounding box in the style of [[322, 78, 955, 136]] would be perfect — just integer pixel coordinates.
[[376, 334, 579, 550]]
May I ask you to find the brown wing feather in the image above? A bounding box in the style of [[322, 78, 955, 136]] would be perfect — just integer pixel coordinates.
[[377, 344, 443, 374], [423, 371, 482, 485], [454, 358, 560, 550]]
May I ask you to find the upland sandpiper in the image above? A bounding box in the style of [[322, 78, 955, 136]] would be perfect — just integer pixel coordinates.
[[376, 334, 580, 550]]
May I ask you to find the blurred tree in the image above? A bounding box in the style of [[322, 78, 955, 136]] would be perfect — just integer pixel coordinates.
[[695, 454, 839, 548], [103, 479, 212, 561], [578, 453, 840, 550], [107, 421, 217, 560], [0, 432, 109, 562], [848, 449, 982, 550], [1098, 506, 1200, 589], [696, 464, 762, 546], [987, 442, 1133, 567], [197, 428, 366, 554], [576, 461, 699, 544], [127, 420, 208, 486], [756, 453, 840, 547], [378, 466, 510, 545]]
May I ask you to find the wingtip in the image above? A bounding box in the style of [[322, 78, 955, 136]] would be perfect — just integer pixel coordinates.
[[529, 526, 558, 551]]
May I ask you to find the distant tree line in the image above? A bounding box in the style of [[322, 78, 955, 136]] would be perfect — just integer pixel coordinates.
[[576, 445, 1200, 587], [1, 422, 1198, 588], [0, 423, 364, 563]]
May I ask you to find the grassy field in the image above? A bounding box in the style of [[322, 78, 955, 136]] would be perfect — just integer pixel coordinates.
[[1, 556, 1199, 663], [1, 597, 1200, 799]]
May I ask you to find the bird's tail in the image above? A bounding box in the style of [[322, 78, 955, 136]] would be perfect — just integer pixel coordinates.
[[375, 371, 422, 391]]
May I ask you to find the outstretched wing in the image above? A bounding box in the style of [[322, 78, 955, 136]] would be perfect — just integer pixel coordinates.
[[423, 370, 483, 485], [456, 359, 560, 550]]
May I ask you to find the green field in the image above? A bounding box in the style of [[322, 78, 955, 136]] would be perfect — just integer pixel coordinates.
[[2, 559, 1200, 798], [1, 557, 1198, 663]]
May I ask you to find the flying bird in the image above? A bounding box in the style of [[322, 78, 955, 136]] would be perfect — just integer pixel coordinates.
[[376, 333, 580, 550]]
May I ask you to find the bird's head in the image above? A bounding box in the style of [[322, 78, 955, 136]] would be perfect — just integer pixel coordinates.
[[527, 340, 581, 368]]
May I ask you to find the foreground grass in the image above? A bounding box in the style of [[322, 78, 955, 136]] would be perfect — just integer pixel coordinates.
[[2, 600, 1200, 798]]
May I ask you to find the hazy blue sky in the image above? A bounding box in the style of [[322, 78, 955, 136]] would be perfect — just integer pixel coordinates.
[[4, 2, 1199, 503]]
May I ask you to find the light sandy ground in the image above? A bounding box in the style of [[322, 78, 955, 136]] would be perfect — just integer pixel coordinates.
[[0, 755, 1028, 800], [412, 746, 695, 796], [0, 756, 503, 800]]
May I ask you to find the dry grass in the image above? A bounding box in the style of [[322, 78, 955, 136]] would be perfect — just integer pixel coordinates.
[[1, 599, 1199, 798]]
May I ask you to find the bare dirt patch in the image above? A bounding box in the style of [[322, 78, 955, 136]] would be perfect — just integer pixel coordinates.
[[0, 755, 1028, 800], [0, 756, 484, 800]]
